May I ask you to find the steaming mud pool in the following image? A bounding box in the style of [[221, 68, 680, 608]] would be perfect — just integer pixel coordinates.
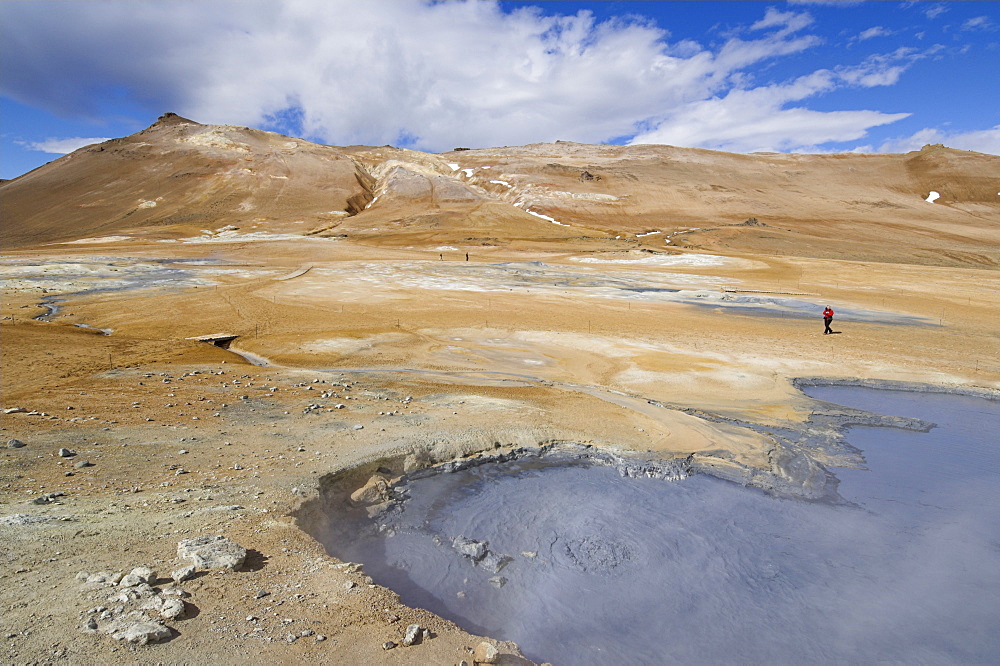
[[313, 387, 1000, 665]]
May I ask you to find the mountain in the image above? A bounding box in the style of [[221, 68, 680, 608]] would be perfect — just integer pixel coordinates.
[[2, 114, 998, 266]]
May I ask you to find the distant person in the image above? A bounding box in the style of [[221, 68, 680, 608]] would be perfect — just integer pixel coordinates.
[[823, 306, 834, 335]]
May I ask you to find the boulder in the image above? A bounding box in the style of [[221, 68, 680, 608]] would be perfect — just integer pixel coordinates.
[[350, 474, 391, 506], [160, 598, 186, 620], [119, 567, 156, 587], [6, 438, 26, 448], [402, 623, 423, 646], [474, 641, 500, 663], [57, 448, 75, 457], [177, 535, 246, 571], [111, 620, 171, 645], [105, 611, 171, 645]]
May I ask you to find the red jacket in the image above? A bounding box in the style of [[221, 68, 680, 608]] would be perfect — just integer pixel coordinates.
[[823, 308, 834, 318]]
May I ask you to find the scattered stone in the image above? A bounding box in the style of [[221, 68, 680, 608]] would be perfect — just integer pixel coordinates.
[[119, 567, 156, 587], [488, 576, 507, 589], [159, 598, 186, 620], [335, 562, 364, 573], [452, 536, 487, 562], [353, 424, 364, 430], [73, 460, 93, 469], [108, 613, 172, 645], [6, 438, 26, 448], [4, 407, 27, 414], [254, 590, 269, 599], [82, 617, 98, 633], [171, 565, 196, 583], [32, 491, 66, 505], [344, 581, 357, 590], [474, 641, 501, 663], [177, 535, 246, 571], [315, 635, 327, 642], [203, 504, 244, 512], [57, 448, 75, 457], [382, 641, 397, 650], [85, 571, 121, 585], [480, 551, 512, 574], [110, 582, 157, 603], [402, 623, 423, 646]]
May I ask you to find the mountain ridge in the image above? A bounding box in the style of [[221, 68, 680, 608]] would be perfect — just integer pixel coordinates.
[[2, 115, 998, 266]]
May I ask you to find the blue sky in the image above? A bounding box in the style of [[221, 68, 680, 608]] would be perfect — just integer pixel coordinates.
[[1, 0, 998, 179]]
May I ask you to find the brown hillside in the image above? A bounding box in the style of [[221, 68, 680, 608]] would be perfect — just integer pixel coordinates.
[[2, 116, 998, 266], [0, 113, 367, 247]]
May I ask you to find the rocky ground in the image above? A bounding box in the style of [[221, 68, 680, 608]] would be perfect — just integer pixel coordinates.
[[2, 123, 998, 664]]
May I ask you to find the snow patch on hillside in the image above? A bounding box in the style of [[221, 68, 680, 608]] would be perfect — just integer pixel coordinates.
[[526, 209, 569, 226]]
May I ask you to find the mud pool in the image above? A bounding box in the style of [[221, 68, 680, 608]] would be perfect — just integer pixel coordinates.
[[311, 387, 1000, 665]]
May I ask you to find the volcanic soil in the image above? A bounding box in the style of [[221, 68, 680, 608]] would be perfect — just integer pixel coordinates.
[[2, 116, 998, 664]]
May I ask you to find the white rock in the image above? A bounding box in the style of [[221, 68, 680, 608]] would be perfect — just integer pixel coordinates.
[[176, 535, 246, 571], [119, 567, 156, 587], [402, 624, 423, 646], [111, 620, 171, 645], [474, 641, 500, 663], [171, 565, 196, 583], [160, 598, 186, 620]]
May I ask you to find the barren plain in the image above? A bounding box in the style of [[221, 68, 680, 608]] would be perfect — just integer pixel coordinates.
[[2, 114, 998, 664]]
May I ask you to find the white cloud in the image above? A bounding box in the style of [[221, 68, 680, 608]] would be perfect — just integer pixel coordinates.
[[962, 16, 996, 31], [629, 50, 920, 152], [858, 26, 890, 40], [22, 137, 111, 153], [923, 3, 948, 20], [750, 7, 814, 36], [876, 125, 1000, 155], [0, 1, 915, 154]]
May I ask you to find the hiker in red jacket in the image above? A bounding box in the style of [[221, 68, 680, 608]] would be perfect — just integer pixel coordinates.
[[823, 306, 834, 334]]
